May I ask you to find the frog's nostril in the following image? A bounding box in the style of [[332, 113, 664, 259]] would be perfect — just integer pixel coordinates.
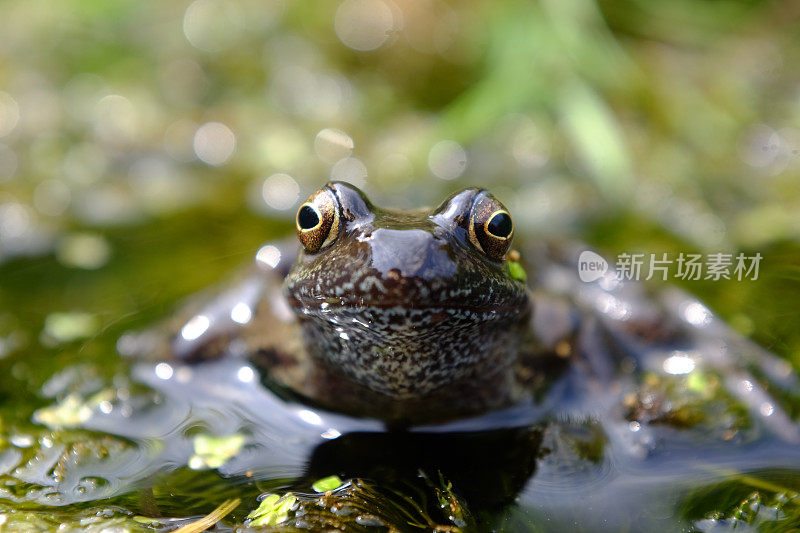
[[383, 267, 405, 288]]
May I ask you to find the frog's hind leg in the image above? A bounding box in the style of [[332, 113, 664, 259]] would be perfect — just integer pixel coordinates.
[[658, 287, 800, 443], [584, 277, 800, 445], [528, 242, 800, 448]]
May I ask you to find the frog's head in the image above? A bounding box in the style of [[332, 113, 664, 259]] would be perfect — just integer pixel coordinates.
[[284, 181, 530, 399]]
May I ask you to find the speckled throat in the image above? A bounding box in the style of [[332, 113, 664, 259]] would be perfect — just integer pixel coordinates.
[[295, 301, 529, 398]]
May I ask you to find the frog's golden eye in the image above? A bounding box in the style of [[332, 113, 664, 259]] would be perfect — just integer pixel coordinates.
[[468, 194, 514, 260], [296, 188, 340, 252]]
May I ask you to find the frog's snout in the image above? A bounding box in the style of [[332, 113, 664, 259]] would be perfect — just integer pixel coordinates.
[[366, 228, 456, 281]]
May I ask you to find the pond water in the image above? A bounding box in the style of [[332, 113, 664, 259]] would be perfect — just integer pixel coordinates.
[[1, 202, 800, 531]]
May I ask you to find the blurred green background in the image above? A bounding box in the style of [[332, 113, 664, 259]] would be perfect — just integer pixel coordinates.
[[1, 0, 800, 529]]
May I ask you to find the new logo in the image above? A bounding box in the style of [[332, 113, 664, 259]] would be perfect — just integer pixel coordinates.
[[578, 250, 608, 282]]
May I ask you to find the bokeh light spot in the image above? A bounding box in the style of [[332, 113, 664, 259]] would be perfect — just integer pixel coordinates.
[[194, 122, 236, 166], [335, 0, 396, 52], [43, 312, 99, 344], [93, 95, 137, 144], [155, 362, 174, 380], [56, 233, 111, 270], [261, 173, 300, 210], [183, 0, 244, 52], [681, 301, 712, 327], [0, 202, 31, 239], [297, 409, 323, 426], [256, 244, 282, 269], [181, 315, 210, 341], [428, 140, 467, 180], [314, 128, 354, 164], [331, 157, 367, 188], [237, 365, 255, 383], [662, 352, 696, 375], [230, 302, 253, 325]]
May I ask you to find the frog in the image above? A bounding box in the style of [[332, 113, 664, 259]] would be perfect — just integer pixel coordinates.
[[107, 180, 800, 529], [154, 181, 553, 426], [129, 180, 800, 435]]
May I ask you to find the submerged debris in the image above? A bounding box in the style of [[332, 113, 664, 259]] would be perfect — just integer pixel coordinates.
[[624, 371, 750, 439], [34, 390, 114, 429], [172, 498, 241, 533], [0, 504, 150, 533], [244, 476, 475, 531], [686, 477, 800, 531]]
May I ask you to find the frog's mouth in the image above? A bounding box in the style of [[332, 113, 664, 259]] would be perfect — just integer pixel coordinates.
[[288, 297, 529, 356], [285, 259, 531, 315], [287, 294, 529, 314]]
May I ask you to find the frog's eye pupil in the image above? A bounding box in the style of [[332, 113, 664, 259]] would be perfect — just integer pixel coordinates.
[[298, 205, 320, 230], [487, 211, 512, 239]]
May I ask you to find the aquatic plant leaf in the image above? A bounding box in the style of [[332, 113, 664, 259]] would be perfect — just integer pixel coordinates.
[[311, 475, 343, 493], [507, 260, 527, 282], [247, 493, 298, 527]]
